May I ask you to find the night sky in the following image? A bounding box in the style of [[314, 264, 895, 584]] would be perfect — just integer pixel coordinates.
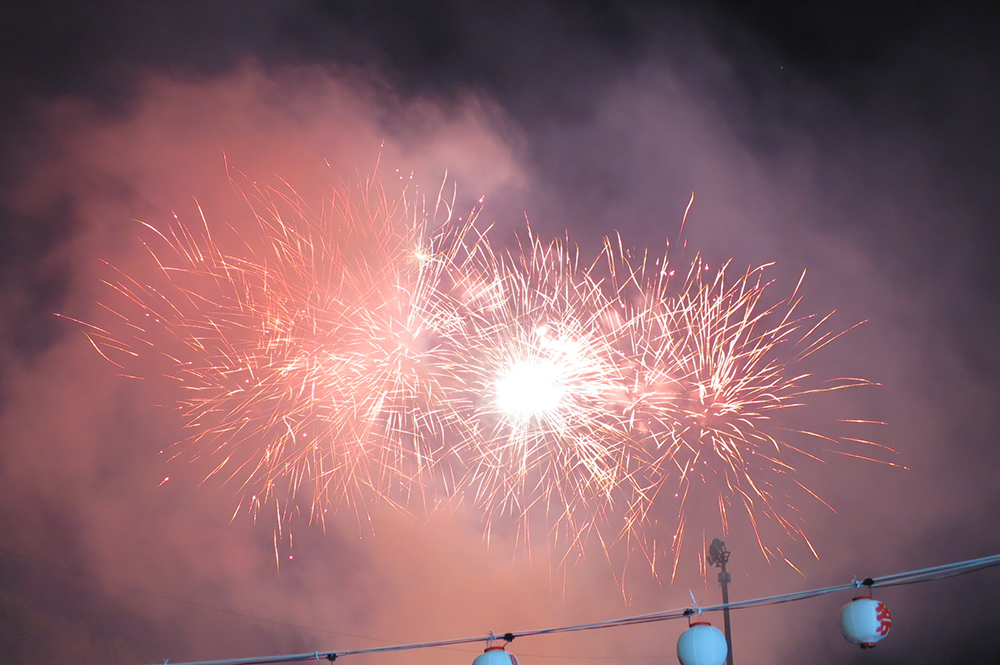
[[2, 2, 1000, 664]]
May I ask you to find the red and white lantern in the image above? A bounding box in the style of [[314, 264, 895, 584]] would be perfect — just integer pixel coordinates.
[[473, 646, 520, 665], [676, 622, 728, 665], [840, 597, 892, 648]]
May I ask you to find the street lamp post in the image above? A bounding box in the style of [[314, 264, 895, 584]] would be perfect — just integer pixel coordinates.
[[707, 539, 734, 665]]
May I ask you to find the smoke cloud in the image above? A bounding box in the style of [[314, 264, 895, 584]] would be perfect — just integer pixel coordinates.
[[1, 3, 998, 664]]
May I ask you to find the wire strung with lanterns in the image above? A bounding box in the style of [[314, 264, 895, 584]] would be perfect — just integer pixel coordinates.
[[146, 553, 1000, 665]]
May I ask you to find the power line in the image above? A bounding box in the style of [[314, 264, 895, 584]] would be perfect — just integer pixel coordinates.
[[148, 553, 1000, 665]]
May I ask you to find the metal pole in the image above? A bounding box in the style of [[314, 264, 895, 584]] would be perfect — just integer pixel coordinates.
[[719, 559, 734, 665], [708, 539, 734, 665]]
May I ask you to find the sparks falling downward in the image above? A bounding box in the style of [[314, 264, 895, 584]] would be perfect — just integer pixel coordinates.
[[73, 169, 898, 579], [601, 245, 891, 578]]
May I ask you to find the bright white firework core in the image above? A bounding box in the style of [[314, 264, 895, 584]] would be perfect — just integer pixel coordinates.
[[495, 360, 565, 420]]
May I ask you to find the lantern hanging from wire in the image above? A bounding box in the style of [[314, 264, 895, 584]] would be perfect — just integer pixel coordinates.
[[840, 597, 892, 649], [677, 621, 728, 665], [473, 644, 520, 665]]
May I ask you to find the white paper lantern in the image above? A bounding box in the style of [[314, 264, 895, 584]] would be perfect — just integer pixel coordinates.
[[473, 646, 520, 665], [840, 597, 892, 648], [677, 622, 728, 665]]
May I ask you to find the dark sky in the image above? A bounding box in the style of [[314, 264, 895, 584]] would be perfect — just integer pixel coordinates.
[[2, 2, 999, 664]]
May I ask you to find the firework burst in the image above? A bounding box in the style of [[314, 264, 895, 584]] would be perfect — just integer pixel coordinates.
[[600, 241, 892, 578], [75, 169, 897, 579], [81, 173, 480, 527], [442, 230, 636, 560]]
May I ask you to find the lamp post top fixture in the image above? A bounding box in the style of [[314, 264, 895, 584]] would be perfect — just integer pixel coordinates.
[[707, 538, 730, 568]]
